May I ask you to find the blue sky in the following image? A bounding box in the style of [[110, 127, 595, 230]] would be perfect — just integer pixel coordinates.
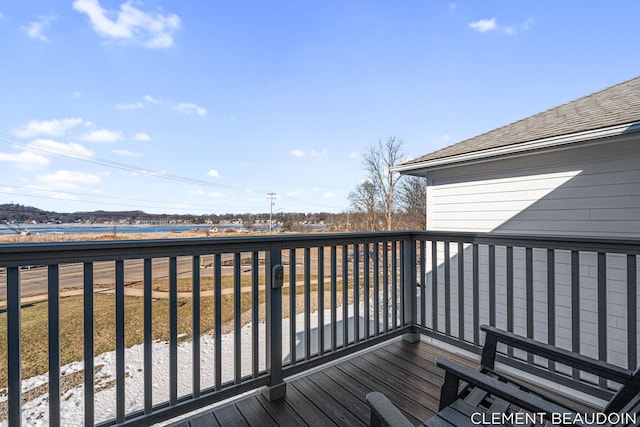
[[1, 1, 639, 215]]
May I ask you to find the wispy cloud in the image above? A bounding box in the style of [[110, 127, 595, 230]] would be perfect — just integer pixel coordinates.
[[207, 169, 220, 178], [323, 192, 336, 199], [36, 170, 102, 190], [80, 129, 123, 143], [28, 139, 94, 158], [177, 102, 207, 117], [134, 132, 151, 141], [72, 0, 181, 48], [14, 118, 84, 138], [117, 101, 145, 110], [22, 14, 57, 42], [291, 149, 327, 158], [468, 17, 533, 35], [469, 18, 496, 33]]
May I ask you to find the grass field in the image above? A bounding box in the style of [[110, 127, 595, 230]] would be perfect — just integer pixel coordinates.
[[0, 277, 350, 390]]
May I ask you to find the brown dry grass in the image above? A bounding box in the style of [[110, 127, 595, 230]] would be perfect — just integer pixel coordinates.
[[0, 279, 350, 390]]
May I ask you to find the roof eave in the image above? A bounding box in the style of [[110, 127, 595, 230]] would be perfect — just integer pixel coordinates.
[[394, 121, 640, 175]]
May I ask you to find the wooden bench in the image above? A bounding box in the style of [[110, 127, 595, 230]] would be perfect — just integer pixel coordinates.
[[367, 325, 640, 426]]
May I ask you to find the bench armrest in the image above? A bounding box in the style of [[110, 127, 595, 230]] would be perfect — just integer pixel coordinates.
[[481, 325, 632, 384], [435, 357, 585, 422], [366, 391, 413, 427]]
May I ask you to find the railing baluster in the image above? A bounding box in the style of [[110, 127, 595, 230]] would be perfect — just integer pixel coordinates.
[[116, 260, 126, 423], [431, 241, 438, 331], [331, 245, 337, 351], [48, 265, 61, 427], [547, 249, 556, 373], [383, 241, 389, 333], [342, 244, 349, 348], [214, 254, 222, 390], [354, 245, 360, 343], [374, 242, 380, 336], [489, 245, 496, 327], [526, 247, 534, 364], [473, 243, 479, 345], [506, 246, 514, 358], [364, 243, 370, 339], [597, 252, 607, 388], [192, 255, 201, 397], [318, 246, 325, 356], [143, 258, 153, 413], [252, 251, 259, 378], [289, 248, 297, 364], [628, 254, 638, 370], [419, 240, 425, 328], [458, 242, 465, 342], [402, 238, 418, 342], [169, 257, 178, 404], [234, 253, 241, 383], [84, 262, 95, 426], [7, 267, 21, 427], [392, 241, 398, 330], [444, 242, 451, 336], [304, 247, 311, 360], [571, 250, 580, 379]]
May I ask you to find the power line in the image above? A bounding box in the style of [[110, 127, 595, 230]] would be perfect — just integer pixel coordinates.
[[0, 133, 346, 211]]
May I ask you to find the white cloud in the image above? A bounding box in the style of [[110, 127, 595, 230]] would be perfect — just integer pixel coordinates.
[[291, 149, 305, 157], [144, 95, 160, 103], [468, 18, 496, 33], [27, 139, 94, 158], [0, 151, 50, 171], [207, 192, 224, 198], [207, 169, 220, 178], [310, 149, 327, 157], [134, 132, 151, 141], [187, 189, 205, 196], [112, 149, 140, 157], [469, 17, 532, 35], [36, 170, 102, 190], [348, 152, 359, 159], [73, 91, 82, 98], [72, 0, 181, 48], [117, 102, 144, 110], [14, 118, 84, 138], [177, 102, 206, 116], [22, 14, 57, 42], [80, 129, 123, 143], [323, 192, 336, 199]]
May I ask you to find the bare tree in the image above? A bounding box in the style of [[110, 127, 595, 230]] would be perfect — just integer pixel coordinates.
[[398, 175, 427, 229], [348, 180, 379, 231], [363, 137, 404, 231]]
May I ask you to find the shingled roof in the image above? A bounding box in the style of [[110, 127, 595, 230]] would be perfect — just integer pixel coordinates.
[[401, 75, 640, 169]]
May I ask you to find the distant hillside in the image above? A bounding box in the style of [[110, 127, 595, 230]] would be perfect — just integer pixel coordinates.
[[0, 203, 194, 224]]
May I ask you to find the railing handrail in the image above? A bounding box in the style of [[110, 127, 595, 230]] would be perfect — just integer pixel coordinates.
[[2, 230, 639, 266]]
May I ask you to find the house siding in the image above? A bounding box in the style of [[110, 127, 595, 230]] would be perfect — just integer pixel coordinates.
[[426, 137, 640, 238], [421, 136, 640, 369]]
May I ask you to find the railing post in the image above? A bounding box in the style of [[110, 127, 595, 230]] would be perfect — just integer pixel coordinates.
[[403, 236, 419, 343], [263, 242, 287, 401]]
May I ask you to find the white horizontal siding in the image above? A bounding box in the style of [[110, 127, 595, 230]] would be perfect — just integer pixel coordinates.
[[427, 137, 640, 237]]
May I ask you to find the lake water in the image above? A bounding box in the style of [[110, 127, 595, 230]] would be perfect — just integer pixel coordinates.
[[0, 223, 213, 236]]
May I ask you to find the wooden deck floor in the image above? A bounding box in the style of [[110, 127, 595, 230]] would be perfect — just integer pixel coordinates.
[[167, 339, 478, 427]]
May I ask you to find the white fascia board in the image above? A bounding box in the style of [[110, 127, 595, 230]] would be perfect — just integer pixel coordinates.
[[394, 121, 640, 174]]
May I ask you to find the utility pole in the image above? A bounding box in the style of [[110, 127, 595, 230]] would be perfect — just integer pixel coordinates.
[[267, 192, 277, 234]]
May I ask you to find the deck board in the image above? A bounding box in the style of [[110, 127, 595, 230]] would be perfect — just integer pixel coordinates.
[[168, 339, 594, 427]]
